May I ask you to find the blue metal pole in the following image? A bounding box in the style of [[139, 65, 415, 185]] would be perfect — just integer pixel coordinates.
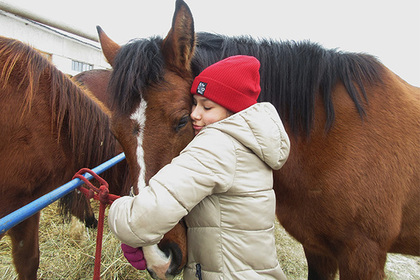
[[0, 152, 125, 235]]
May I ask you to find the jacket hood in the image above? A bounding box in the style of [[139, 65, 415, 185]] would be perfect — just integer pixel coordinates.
[[207, 102, 290, 170]]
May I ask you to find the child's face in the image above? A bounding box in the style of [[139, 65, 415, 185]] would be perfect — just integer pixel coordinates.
[[191, 95, 231, 135]]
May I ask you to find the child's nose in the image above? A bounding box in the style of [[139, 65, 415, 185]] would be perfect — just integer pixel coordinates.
[[190, 107, 200, 120]]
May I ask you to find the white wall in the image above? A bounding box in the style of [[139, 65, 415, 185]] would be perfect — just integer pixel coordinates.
[[0, 10, 109, 75]]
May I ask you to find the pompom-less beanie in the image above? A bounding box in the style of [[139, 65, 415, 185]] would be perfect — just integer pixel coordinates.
[[191, 55, 261, 113]]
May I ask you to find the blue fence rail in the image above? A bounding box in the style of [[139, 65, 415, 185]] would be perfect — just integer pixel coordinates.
[[0, 153, 126, 235]]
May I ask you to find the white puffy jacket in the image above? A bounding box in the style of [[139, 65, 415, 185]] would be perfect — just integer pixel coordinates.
[[109, 102, 290, 279]]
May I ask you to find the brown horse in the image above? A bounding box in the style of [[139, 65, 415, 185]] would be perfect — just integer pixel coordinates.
[[0, 35, 134, 279], [72, 67, 188, 279], [97, 0, 420, 279]]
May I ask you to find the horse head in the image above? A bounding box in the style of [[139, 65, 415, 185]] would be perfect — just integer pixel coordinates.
[[97, 0, 195, 278]]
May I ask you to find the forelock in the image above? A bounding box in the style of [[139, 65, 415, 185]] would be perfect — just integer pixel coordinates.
[[108, 36, 165, 115]]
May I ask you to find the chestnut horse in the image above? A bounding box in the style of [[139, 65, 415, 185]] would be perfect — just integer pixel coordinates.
[[0, 36, 130, 279], [72, 68, 188, 279], [97, 0, 420, 279]]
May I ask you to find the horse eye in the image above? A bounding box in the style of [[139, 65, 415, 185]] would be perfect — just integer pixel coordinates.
[[175, 115, 190, 132]]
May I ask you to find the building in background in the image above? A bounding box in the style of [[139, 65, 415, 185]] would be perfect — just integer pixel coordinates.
[[0, 8, 109, 76]]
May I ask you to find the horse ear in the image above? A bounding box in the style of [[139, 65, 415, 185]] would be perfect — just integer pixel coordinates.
[[97, 26, 120, 67], [161, 0, 196, 73]]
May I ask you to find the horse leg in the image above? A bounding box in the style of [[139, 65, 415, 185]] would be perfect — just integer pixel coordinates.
[[337, 237, 387, 280], [304, 248, 338, 280], [8, 213, 40, 280]]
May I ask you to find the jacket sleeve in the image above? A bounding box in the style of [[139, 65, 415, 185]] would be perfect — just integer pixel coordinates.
[[108, 129, 237, 247]]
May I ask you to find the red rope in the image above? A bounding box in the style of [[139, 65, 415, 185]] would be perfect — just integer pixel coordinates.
[[72, 168, 120, 280]]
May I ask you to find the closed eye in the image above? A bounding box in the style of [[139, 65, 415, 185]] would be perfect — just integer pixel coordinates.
[[175, 115, 190, 132]]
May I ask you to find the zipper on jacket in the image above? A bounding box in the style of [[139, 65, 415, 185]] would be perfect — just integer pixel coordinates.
[[195, 263, 202, 280]]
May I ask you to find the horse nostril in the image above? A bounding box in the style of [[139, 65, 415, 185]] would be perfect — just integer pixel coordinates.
[[158, 241, 184, 275]]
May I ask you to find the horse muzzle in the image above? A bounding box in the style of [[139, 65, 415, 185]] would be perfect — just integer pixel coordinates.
[[144, 242, 184, 280]]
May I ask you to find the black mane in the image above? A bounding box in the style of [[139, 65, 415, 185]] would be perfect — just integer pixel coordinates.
[[192, 32, 384, 135], [109, 36, 165, 115], [109, 32, 384, 136]]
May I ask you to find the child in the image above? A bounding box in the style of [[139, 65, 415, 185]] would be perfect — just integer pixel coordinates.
[[109, 55, 290, 279]]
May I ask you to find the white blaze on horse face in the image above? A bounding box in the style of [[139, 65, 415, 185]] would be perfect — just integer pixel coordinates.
[[130, 98, 147, 193], [143, 245, 172, 279], [130, 99, 172, 278]]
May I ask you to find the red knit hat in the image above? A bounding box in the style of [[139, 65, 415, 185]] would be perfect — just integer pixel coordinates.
[[191, 55, 261, 113]]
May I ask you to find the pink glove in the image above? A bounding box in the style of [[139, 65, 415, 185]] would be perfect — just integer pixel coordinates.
[[121, 243, 147, 270]]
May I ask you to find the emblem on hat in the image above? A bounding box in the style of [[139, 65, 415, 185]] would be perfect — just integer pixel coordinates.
[[197, 81, 207, 95]]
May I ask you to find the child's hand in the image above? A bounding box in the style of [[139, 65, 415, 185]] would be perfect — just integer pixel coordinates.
[[121, 243, 147, 270]]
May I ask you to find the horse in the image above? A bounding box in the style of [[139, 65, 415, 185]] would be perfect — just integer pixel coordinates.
[[97, 0, 420, 279], [0, 35, 129, 279], [73, 68, 188, 279]]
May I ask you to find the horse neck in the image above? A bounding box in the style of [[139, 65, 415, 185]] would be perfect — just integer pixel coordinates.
[[49, 70, 117, 172], [0, 37, 129, 194]]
